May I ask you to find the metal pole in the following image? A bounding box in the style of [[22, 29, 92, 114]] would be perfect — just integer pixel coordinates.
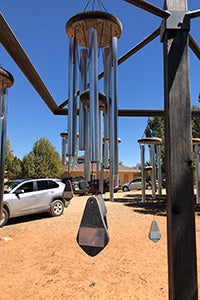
[[157, 144, 162, 195], [103, 47, 111, 169], [140, 144, 146, 202], [89, 27, 100, 163], [111, 37, 119, 176], [79, 49, 88, 150], [150, 144, 156, 199], [67, 37, 77, 159]]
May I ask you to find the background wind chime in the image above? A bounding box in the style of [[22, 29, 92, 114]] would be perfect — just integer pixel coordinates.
[[65, 0, 122, 199]]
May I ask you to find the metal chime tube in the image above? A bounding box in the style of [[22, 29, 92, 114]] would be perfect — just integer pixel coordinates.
[[110, 37, 118, 176], [79, 50, 90, 180], [150, 144, 156, 199], [0, 89, 7, 219], [103, 47, 111, 169], [79, 49, 88, 150], [109, 37, 118, 202], [68, 37, 78, 164], [89, 27, 100, 163], [84, 116, 91, 181], [195, 145, 200, 204], [157, 144, 162, 195], [61, 137, 67, 164], [140, 144, 146, 202]]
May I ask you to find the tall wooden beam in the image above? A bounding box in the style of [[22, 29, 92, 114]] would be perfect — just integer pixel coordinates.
[[162, 0, 198, 299]]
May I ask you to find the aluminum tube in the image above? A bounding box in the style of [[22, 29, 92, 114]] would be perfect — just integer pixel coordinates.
[[89, 28, 100, 162], [103, 139, 109, 169], [157, 144, 162, 195], [61, 137, 66, 165], [140, 144, 146, 202], [150, 144, 156, 198], [195, 145, 200, 204], [0, 89, 7, 220], [84, 109, 91, 181], [109, 161, 114, 202], [103, 47, 111, 140], [110, 37, 118, 176], [67, 37, 77, 157], [79, 49, 88, 150], [103, 47, 111, 169], [99, 161, 104, 194]]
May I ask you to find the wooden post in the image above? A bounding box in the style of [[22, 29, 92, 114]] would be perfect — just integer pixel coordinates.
[[162, 0, 198, 299]]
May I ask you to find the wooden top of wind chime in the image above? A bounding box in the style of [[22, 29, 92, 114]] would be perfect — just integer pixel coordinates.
[[80, 89, 106, 109], [0, 67, 14, 90], [66, 10, 122, 47], [60, 132, 68, 138], [138, 137, 162, 145]]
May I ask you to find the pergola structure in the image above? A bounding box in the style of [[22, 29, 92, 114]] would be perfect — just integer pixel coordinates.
[[0, 0, 200, 299]]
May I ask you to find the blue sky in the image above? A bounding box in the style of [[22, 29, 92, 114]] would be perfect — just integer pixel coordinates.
[[0, 0, 200, 167]]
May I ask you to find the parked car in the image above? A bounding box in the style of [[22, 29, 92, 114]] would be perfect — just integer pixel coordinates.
[[88, 179, 109, 194], [88, 178, 119, 194], [0, 178, 68, 227], [121, 178, 151, 192], [61, 176, 89, 195]]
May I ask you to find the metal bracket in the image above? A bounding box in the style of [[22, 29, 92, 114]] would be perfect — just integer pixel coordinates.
[[160, 11, 190, 42]]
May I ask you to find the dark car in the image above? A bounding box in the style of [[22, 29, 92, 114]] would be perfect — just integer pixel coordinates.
[[88, 178, 119, 194], [61, 176, 89, 195], [88, 179, 109, 194]]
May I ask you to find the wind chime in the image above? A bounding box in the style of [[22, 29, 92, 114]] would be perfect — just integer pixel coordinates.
[[138, 137, 162, 202], [65, 0, 122, 199], [0, 67, 14, 221]]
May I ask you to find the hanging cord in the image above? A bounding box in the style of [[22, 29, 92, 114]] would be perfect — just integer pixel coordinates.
[[83, 0, 108, 12], [83, 0, 90, 11]]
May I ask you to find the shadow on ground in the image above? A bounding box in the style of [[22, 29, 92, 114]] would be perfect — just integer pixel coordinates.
[[105, 194, 167, 217]]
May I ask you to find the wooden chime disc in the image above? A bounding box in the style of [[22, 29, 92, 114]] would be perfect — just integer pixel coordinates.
[[66, 11, 122, 47], [138, 137, 162, 145], [60, 132, 68, 138], [80, 89, 106, 109], [0, 67, 14, 90]]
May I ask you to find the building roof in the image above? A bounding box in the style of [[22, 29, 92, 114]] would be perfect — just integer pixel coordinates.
[[63, 163, 140, 173]]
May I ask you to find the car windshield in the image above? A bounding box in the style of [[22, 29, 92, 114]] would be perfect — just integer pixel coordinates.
[[4, 181, 21, 193]]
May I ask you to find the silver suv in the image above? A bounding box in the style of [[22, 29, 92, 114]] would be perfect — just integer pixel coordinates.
[[0, 178, 69, 227]]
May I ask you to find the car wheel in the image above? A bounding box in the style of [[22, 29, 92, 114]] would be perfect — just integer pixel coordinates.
[[122, 186, 129, 192], [0, 208, 9, 227], [50, 200, 64, 217]]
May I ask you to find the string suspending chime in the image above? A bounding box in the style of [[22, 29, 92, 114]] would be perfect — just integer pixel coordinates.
[[65, 3, 122, 194]]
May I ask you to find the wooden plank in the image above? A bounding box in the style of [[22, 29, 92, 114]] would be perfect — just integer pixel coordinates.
[[163, 0, 198, 299]]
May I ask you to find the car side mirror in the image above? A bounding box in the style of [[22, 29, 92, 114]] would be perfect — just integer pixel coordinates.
[[15, 189, 24, 195]]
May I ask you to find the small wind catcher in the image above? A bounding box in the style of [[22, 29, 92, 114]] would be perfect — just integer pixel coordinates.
[[65, 0, 122, 197]]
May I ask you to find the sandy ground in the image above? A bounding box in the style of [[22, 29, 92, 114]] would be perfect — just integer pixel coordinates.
[[0, 190, 199, 300]]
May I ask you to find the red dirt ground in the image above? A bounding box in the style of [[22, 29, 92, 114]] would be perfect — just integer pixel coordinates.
[[0, 190, 199, 299]]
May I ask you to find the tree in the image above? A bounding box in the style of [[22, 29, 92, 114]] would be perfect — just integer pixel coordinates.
[[5, 139, 22, 179], [22, 137, 63, 178]]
